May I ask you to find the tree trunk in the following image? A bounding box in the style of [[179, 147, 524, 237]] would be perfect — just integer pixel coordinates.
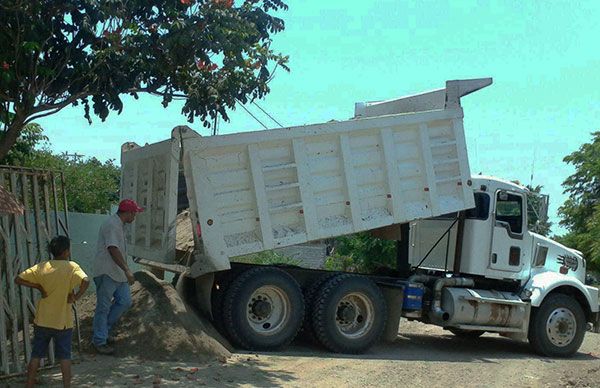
[[0, 117, 26, 162]]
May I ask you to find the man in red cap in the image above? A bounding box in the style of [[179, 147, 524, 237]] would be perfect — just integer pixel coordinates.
[[92, 199, 144, 355]]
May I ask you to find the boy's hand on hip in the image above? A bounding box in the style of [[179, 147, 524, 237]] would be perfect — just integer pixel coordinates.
[[125, 270, 135, 285], [39, 286, 48, 298], [67, 292, 77, 304]]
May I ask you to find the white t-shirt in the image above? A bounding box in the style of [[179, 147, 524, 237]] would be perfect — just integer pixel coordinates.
[[93, 214, 128, 282]]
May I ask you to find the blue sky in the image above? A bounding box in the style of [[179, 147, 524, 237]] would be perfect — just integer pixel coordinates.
[[37, 0, 600, 235]]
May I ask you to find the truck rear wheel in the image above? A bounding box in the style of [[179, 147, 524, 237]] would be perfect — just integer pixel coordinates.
[[528, 293, 586, 357], [300, 273, 339, 343], [209, 269, 241, 335], [222, 267, 305, 350], [312, 274, 387, 353]]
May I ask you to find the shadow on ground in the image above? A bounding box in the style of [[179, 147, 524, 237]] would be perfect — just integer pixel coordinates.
[[281, 330, 599, 364]]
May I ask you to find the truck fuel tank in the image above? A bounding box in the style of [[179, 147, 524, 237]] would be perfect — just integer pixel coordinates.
[[441, 288, 528, 329]]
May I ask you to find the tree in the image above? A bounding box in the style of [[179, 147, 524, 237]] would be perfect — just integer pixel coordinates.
[[0, 122, 48, 165], [1, 122, 120, 213], [325, 233, 397, 273], [0, 0, 289, 159], [526, 184, 552, 236], [24, 151, 120, 213], [557, 131, 600, 267]]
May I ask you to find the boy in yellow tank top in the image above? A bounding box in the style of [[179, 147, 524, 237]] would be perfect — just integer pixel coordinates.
[[15, 236, 89, 388]]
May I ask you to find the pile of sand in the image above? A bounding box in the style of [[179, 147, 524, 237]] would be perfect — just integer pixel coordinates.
[[77, 271, 230, 362], [175, 209, 195, 254]]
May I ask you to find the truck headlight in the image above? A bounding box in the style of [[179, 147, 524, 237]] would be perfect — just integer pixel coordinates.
[[520, 289, 533, 299]]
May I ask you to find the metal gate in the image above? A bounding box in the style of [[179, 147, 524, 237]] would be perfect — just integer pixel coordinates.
[[0, 166, 71, 376]]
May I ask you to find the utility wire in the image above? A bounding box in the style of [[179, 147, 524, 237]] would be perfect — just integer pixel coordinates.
[[237, 100, 269, 130], [253, 101, 284, 128]]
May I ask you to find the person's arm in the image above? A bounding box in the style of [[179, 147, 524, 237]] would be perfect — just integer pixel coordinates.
[[107, 246, 135, 284], [14, 276, 47, 298], [68, 277, 90, 303]]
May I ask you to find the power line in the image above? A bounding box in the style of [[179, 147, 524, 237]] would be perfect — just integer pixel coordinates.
[[252, 101, 284, 128], [236, 100, 269, 130]]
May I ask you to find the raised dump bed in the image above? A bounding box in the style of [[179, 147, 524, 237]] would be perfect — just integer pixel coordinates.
[[121, 79, 490, 276]]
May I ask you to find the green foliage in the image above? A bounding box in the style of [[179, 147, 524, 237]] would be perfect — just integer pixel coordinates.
[[0, 0, 289, 159], [325, 233, 396, 273], [323, 252, 359, 272], [557, 131, 600, 268], [233, 250, 301, 266], [526, 184, 552, 236], [1, 123, 120, 213], [0, 123, 48, 165], [559, 131, 600, 233], [24, 152, 120, 213]]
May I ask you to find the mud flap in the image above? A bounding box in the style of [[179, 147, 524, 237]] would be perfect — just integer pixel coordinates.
[[591, 311, 600, 333], [194, 272, 215, 320], [379, 285, 404, 343]]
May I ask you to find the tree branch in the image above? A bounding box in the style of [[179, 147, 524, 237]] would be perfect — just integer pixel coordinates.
[[128, 87, 188, 99], [27, 93, 86, 123]]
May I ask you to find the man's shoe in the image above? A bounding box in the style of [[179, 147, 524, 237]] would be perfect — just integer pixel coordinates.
[[94, 344, 115, 355], [106, 335, 117, 345]]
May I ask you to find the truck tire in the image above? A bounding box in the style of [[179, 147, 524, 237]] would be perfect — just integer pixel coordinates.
[[222, 267, 305, 350], [448, 328, 485, 338], [300, 273, 340, 343], [528, 293, 586, 357], [312, 274, 387, 353], [210, 269, 241, 335]]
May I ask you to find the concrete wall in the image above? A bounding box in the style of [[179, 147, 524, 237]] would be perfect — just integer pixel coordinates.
[[4, 211, 145, 292], [67, 212, 147, 291]]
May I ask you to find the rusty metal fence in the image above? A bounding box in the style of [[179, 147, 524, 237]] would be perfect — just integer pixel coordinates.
[[0, 165, 71, 376]]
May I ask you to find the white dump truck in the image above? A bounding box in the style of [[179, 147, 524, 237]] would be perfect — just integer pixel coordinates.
[[120, 78, 600, 356]]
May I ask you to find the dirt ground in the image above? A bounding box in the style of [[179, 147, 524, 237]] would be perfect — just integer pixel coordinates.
[[3, 270, 599, 387], [3, 318, 600, 388]]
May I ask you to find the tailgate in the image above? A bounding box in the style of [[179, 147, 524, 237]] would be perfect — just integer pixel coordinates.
[[120, 137, 180, 264]]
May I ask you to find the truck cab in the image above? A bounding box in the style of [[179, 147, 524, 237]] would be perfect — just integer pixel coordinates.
[[408, 175, 599, 356], [409, 176, 590, 287]]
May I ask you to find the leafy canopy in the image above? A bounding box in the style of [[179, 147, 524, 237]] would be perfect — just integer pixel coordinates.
[[325, 233, 396, 273], [526, 184, 552, 237], [0, 122, 48, 165], [557, 131, 600, 268], [0, 0, 289, 159], [1, 123, 120, 213]]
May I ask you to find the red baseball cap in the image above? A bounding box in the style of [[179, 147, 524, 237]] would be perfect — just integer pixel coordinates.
[[118, 199, 144, 213]]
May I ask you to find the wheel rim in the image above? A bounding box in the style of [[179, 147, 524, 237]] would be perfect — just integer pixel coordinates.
[[246, 286, 290, 336], [335, 292, 374, 339], [546, 307, 577, 347]]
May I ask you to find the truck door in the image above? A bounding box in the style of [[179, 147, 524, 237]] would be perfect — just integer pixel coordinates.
[[489, 190, 527, 272]]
